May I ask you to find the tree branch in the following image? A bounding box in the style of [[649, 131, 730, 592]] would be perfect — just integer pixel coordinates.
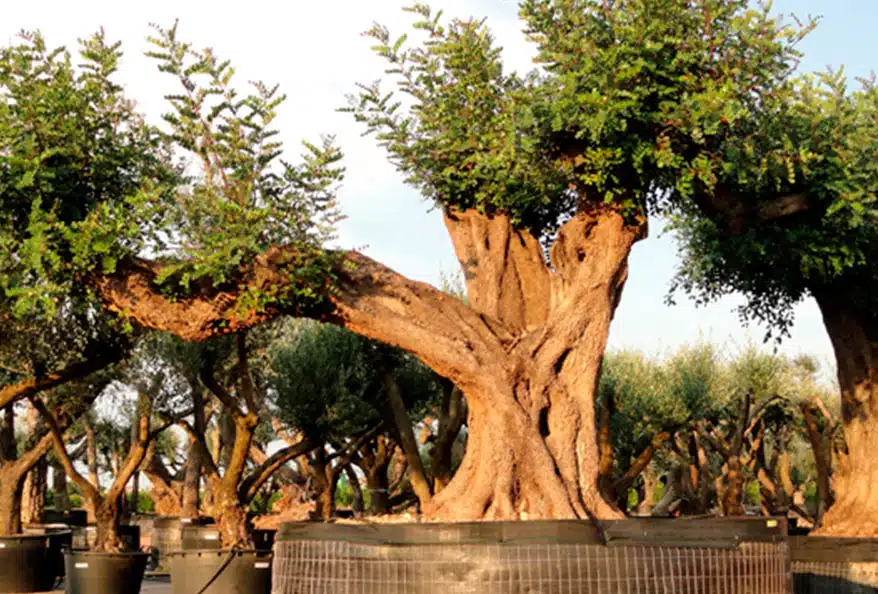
[[30, 396, 100, 502], [613, 431, 672, 495], [239, 438, 315, 503], [0, 349, 122, 410], [176, 419, 221, 483], [93, 248, 513, 397]]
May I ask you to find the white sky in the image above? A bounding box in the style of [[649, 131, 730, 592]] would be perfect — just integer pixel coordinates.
[[6, 0, 874, 388]]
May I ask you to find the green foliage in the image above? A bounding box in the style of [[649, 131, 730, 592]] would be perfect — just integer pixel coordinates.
[[143, 23, 344, 302], [0, 23, 345, 329], [135, 490, 155, 513], [270, 320, 441, 445], [0, 29, 175, 317], [600, 343, 727, 470]]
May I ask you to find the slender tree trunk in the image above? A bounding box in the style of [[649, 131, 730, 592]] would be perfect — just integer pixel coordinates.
[[637, 467, 657, 515], [83, 420, 99, 523], [0, 471, 23, 535], [21, 404, 47, 525], [21, 459, 46, 526], [182, 389, 206, 518], [365, 463, 390, 515], [309, 453, 337, 521], [343, 465, 364, 516], [431, 382, 466, 493], [51, 459, 71, 511], [381, 368, 432, 507], [129, 471, 140, 514], [812, 291, 878, 536], [723, 456, 745, 516]]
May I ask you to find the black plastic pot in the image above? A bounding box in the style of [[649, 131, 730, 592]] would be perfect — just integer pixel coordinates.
[[168, 549, 272, 594], [45, 508, 88, 527], [181, 525, 222, 550], [252, 528, 276, 551], [64, 550, 149, 594], [119, 524, 141, 552], [22, 524, 72, 588], [0, 533, 50, 593]]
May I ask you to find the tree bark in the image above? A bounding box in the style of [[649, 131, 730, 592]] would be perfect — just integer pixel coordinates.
[[811, 291, 878, 536], [21, 404, 47, 526], [181, 388, 207, 518], [309, 452, 338, 521], [431, 382, 466, 493], [51, 459, 71, 512], [95, 206, 645, 521]]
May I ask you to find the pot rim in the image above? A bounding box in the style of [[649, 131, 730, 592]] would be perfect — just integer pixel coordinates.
[[63, 549, 150, 559], [0, 533, 51, 542], [167, 549, 272, 558]]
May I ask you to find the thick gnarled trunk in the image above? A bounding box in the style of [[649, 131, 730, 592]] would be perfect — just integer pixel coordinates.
[[425, 208, 644, 520], [96, 205, 645, 521], [812, 291, 878, 536]]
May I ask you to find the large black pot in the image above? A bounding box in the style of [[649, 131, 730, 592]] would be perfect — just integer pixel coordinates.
[[168, 549, 272, 594], [64, 550, 149, 594], [0, 534, 50, 593], [181, 525, 221, 550], [22, 524, 72, 588]]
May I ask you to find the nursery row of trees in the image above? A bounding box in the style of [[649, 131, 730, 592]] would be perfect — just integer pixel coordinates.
[[0, 0, 876, 545], [3, 317, 844, 548]]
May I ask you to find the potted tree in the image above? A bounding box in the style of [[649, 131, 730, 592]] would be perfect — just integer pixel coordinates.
[[164, 330, 314, 594], [31, 358, 179, 594]]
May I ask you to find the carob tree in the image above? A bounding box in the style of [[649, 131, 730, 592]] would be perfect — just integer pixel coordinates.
[[6, 4, 866, 523]]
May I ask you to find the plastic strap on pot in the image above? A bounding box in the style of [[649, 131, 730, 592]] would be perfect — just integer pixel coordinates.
[[194, 545, 240, 594]]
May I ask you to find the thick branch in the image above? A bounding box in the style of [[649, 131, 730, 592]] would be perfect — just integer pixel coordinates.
[[0, 349, 122, 410], [613, 431, 672, 495], [693, 187, 810, 235], [239, 438, 314, 503], [94, 248, 513, 397], [31, 396, 101, 503], [443, 208, 551, 330]]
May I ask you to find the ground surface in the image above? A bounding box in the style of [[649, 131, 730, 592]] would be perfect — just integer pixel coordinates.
[[46, 576, 171, 593]]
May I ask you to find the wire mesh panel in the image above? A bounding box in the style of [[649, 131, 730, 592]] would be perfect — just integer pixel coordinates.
[[272, 519, 791, 594], [791, 536, 878, 593]]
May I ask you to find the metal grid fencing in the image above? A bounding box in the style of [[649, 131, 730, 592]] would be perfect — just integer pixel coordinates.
[[791, 537, 878, 593], [271, 519, 791, 594]]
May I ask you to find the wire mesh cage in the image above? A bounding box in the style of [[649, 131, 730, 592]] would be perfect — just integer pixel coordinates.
[[272, 517, 791, 594], [791, 536, 878, 593]]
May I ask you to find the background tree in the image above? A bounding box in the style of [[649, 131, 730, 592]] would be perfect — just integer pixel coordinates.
[[270, 320, 440, 519]]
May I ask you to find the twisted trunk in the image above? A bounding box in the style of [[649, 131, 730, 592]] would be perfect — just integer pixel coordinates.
[[812, 290, 878, 536], [96, 206, 645, 521]]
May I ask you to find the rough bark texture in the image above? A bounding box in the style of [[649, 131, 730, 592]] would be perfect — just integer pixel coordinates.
[[812, 291, 878, 536], [21, 404, 47, 526], [358, 436, 395, 515], [95, 206, 645, 521], [801, 398, 837, 526], [143, 442, 184, 516]]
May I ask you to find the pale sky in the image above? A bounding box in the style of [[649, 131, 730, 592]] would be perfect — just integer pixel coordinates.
[[5, 0, 876, 385]]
